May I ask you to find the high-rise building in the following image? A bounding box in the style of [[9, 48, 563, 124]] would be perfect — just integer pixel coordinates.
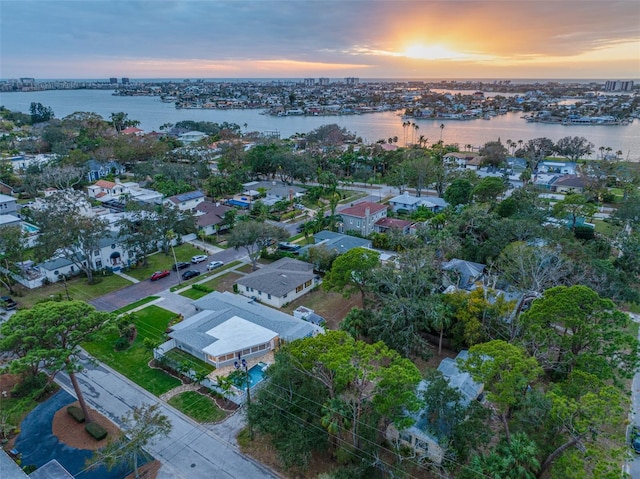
[[303, 78, 315, 87], [109, 77, 118, 84], [318, 77, 330, 86], [121, 77, 130, 85], [604, 80, 634, 91], [345, 77, 359, 85]]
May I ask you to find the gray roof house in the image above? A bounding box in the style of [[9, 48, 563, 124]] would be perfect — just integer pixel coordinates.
[[298, 230, 372, 257], [388, 193, 448, 213], [441, 258, 486, 291], [162, 291, 322, 369], [235, 257, 319, 308], [386, 350, 484, 465]]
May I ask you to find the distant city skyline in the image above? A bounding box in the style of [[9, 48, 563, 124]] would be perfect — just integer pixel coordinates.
[[1, 0, 639, 80]]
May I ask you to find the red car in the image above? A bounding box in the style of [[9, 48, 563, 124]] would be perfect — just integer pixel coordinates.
[[150, 270, 170, 281]]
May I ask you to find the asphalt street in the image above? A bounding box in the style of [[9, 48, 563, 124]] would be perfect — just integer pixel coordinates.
[[91, 246, 248, 312], [55, 353, 278, 479], [626, 312, 640, 478]]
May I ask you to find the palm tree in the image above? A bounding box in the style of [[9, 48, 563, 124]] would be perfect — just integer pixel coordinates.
[[413, 123, 419, 146], [439, 123, 445, 143]]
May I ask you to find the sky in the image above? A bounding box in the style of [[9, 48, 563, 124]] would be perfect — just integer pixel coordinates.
[[1, 0, 639, 80]]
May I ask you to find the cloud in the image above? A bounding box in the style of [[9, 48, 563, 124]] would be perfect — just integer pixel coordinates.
[[1, 0, 639, 78]]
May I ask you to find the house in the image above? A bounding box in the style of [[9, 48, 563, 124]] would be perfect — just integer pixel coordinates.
[[121, 126, 144, 136], [242, 181, 306, 203], [552, 175, 587, 194], [164, 190, 205, 211], [86, 179, 126, 201], [443, 152, 482, 170], [86, 159, 125, 182], [0, 181, 15, 195], [159, 291, 322, 369], [0, 214, 21, 228], [194, 201, 233, 236], [537, 160, 577, 175], [178, 131, 208, 145], [37, 257, 83, 283], [299, 230, 372, 257], [338, 201, 387, 236], [0, 194, 18, 216], [374, 217, 413, 235], [388, 193, 448, 214], [91, 232, 133, 271], [441, 258, 486, 291], [386, 350, 483, 465], [235, 257, 319, 308]]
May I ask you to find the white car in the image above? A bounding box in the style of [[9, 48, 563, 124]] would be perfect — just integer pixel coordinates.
[[207, 260, 224, 270], [191, 254, 208, 264]]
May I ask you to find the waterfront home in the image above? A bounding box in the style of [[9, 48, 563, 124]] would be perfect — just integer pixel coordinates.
[[157, 291, 322, 369], [443, 152, 482, 170], [178, 131, 208, 145], [235, 257, 320, 308], [537, 160, 577, 175], [338, 201, 388, 236]]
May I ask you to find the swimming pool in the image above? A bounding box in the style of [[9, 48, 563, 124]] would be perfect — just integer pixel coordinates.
[[233, 362, 268, 389], [21, 222, 40, 233]]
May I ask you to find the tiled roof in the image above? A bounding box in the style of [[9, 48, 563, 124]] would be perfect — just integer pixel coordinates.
[[339, 201, 387, 218], [375, 217, 412, 229], [95, 180, 116, 189]]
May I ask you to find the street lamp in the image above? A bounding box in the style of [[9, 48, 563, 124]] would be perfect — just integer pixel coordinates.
[[234, 357, 253, 440]]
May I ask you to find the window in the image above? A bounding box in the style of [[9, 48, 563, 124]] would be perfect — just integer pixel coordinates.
[[304, 280, 312, 288], [283, 293, 288, 298], [296, 285, 303, 293], [94, 250, 100, 256], [242, 348, 250, 356], [258, 291, 262, 295], [267, 294, 271, 299], [356, 220, 360, 227]]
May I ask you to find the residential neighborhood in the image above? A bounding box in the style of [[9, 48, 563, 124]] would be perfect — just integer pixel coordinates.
[[0, 92, 639, 479]]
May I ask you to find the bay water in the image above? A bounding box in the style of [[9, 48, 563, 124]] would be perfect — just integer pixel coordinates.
[[1, 89, 638, 161]]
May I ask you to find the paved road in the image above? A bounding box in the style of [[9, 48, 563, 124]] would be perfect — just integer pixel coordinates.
[[91, 246, 248, 312], [626, 312, 640, 478], [56, 353, 278, 479]]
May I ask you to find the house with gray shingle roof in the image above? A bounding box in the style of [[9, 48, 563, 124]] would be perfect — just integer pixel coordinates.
[[235, 257, 319, 308], [441, 258, 486, 291], [163, 291, 322, 368]]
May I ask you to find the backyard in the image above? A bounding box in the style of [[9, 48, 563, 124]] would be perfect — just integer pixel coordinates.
[[83, 305, 182, 396], [281, 288, 361, 330]]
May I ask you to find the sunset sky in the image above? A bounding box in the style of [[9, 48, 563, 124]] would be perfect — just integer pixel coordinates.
[[1, 0, 639, 80]]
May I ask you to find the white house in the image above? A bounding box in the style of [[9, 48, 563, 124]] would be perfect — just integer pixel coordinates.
[[178, 131, 208, 145], [86, 179, 126, 201], [158, 291, 322, 369], [235, 257, 319, 308], [164, 190, 205, 211]]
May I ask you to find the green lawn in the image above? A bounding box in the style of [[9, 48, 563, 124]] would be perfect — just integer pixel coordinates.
[[15, 273, 133, 309], [179, 287, 211, 300], [167, 391, 227, 423], [113, 296, 159, 314], [593, 219, 620, 236], [124, 244, 208, 281], [83, 305, 181, 396]]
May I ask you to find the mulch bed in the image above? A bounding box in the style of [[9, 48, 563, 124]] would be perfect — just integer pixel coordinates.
[[52, 401, 121, 450]]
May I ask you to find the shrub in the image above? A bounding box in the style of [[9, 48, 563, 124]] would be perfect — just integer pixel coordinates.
[[192, 284, 213, 293], [67, 405, 85, 423], [85, 421, 107, 441], [114, 336, 130, 351], [11, 373, 47, 398]]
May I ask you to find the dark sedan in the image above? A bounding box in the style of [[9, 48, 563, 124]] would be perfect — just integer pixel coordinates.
[[182, 270, 201, 281], [172, 261, 190, 271]]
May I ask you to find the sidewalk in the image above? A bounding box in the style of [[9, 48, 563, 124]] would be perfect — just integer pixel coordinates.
[[187, 239, 224, 256], [113, 270, 140, 283]]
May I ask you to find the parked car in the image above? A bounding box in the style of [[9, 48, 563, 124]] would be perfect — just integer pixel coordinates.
[[172, 261, 190, 271], [150, 270, 170, 281], [278, 242, 301, 252], [207, 260, 224, 270], [1, 296, 17, 310], [191, 254, 208, 264], [632, 426, 640, 454], [182, 270, 201, 280]]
